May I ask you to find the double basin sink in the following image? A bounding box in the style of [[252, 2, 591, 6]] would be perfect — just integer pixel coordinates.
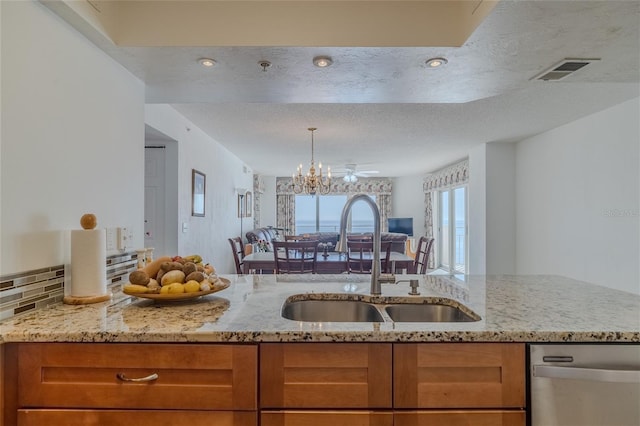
[[281, 294, 480, 323]]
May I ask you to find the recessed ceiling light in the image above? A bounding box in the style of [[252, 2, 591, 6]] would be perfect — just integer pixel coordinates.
[[313, 56, 333, 68], [425, 57, 448, 68], [198, 58, 216, 67]]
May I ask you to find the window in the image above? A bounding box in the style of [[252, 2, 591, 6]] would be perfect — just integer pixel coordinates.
[[295, 195, 376, 234], [437, 186, 467, 273]]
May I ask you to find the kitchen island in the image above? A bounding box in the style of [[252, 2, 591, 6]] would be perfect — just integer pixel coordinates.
[[2, 274, 638, 426], [1, 274, 638, 343]]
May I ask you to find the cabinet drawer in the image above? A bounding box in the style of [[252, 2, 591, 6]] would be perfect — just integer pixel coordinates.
[[260, 343, 392, 409], [18, 409, 257, 426], [394, 343, 525, 409], [261, 410, 393, 426], [18, 343, 257, 410], [394, 410, 525, 426]]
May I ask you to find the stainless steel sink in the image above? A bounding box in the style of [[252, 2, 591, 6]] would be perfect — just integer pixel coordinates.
[[281, 299, 385, 322], [384, 303, 479, 322]]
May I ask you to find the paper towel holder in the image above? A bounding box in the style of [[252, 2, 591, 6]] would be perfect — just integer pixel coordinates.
[[63, 214, 112, 305]]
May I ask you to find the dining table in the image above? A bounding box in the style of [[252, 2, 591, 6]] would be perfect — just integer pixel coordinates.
[[242, 250, 414, 274]]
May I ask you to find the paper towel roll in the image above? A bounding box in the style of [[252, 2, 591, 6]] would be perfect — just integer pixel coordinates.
[[70, 229, 107, 297]]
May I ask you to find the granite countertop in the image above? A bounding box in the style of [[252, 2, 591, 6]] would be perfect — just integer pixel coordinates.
[[1, 274, 638, 343]]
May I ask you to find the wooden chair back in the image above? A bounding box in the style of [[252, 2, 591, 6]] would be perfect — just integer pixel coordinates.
[[347, 235, 372, 242], [272, 240, 319, 274], [347, 241, 392, 274], [412, 236, 435, 274], [228, 237, 245, 274]]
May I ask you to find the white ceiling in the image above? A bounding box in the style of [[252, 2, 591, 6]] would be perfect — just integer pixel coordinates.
[[46, 0, 640, 177]]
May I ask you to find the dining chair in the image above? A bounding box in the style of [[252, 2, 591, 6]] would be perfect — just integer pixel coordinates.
[[228, 237, 245, 274], [412, 236, 435, 274], [272, 240, 319, 274], [347, 241, 392, 274], [346, 235, 372, 242]]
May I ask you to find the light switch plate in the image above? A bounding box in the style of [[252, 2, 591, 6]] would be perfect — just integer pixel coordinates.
[[105, 228, 117, 251], [117, 227, 133, 250]]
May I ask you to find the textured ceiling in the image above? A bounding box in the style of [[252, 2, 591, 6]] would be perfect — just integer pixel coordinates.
[[44, 0, 640, 177]]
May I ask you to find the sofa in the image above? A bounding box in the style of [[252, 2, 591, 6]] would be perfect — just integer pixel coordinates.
[[246, 227, 408, 254]]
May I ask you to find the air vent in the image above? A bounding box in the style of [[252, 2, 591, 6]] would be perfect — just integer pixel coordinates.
[[532, 58, 600, 81]]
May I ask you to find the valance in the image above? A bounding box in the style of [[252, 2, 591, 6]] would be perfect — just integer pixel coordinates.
[[276, 177, 392, 195], [423, 159, 468, 192]]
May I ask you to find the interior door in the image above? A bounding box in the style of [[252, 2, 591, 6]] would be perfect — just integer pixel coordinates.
[[144, 146, 166, 257]]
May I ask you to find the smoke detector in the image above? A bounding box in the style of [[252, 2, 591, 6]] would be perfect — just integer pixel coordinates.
[[532, 58, 600, 81]]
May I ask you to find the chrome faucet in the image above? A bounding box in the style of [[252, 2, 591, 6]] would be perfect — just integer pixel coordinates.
[[336, 194, 383, 295]]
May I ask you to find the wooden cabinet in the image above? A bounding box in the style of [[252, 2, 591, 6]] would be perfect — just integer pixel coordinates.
[[260, 343, 392, 409], [6, 341, 525, 426], [394, 343, 525, 426], [261, 410, 393, 426], [17, 410, 256, 426], [15, 343, 257, 426], [394, 343, 525, 409], [394, 410, 525, 426], [260, 342, 525, 426]]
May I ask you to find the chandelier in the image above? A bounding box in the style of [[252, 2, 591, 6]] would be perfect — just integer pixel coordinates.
[[292, 128, 332, 196]]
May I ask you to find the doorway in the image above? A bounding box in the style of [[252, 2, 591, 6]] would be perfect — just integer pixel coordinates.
[[144, 125, 178, 257]]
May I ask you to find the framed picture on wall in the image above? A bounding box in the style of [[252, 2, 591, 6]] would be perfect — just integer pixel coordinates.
[[237, 194, 244, 218], [245, 191, 252, 217], [192, 169, 206, 217]]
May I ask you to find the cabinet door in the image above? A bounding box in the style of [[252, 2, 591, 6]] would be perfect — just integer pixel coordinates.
[[394, 343, 525, 409], [261, 343, 392, 409], [394, 410, 525, 426], [18, 410, 257, 426], [261, 410, 393, 426], [18, 343, 257, 410]]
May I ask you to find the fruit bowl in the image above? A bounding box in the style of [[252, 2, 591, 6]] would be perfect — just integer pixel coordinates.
[[124, 277, 230, 302]]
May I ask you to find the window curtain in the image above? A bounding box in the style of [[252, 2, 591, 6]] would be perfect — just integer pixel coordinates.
[[423, 159, 469, 270], [276, 194, 296, 235], [376, 194, 391, 233], [276, 176, 393, 232], [424, 191, 435, 269]]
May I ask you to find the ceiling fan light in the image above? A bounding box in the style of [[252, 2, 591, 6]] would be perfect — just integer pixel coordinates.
[[343, 174, 358, 183]]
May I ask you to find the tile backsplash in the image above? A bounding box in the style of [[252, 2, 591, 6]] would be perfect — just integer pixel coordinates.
[[0, 251, 138, 321]]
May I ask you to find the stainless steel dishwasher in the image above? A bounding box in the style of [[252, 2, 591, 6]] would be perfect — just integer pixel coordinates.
[[530, 344, 640, 426]]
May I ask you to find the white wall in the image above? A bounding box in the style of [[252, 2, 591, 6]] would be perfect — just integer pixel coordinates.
[[0, 1, 145, 275], [486, 143, 516, 274], [468, 145, 487, 274], [144, 105, 253, 274], [515, 98, 639, 294], [392, 175, 426, 239]]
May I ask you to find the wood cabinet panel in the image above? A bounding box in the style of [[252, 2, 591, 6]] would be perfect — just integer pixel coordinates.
[[394, 343, 525, 409], [18, 343, 257, 411], [260, 343, 392, 409], [394, 410, 525, 426], [17, 409, 257, 426], [261, 410, 393, 426]]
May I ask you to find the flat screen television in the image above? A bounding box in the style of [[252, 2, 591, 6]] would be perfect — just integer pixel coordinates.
[[387, 217, 413, 236]]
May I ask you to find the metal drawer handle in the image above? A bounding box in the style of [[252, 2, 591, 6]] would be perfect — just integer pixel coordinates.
[[533, 365, 640, 384], [116, 372, 159, 382]]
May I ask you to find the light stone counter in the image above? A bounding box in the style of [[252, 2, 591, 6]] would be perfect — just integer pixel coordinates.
[[0, 274, 638, 343]]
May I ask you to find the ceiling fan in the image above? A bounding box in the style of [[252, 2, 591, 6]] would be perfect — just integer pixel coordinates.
[[332, 163, 380, 183]]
